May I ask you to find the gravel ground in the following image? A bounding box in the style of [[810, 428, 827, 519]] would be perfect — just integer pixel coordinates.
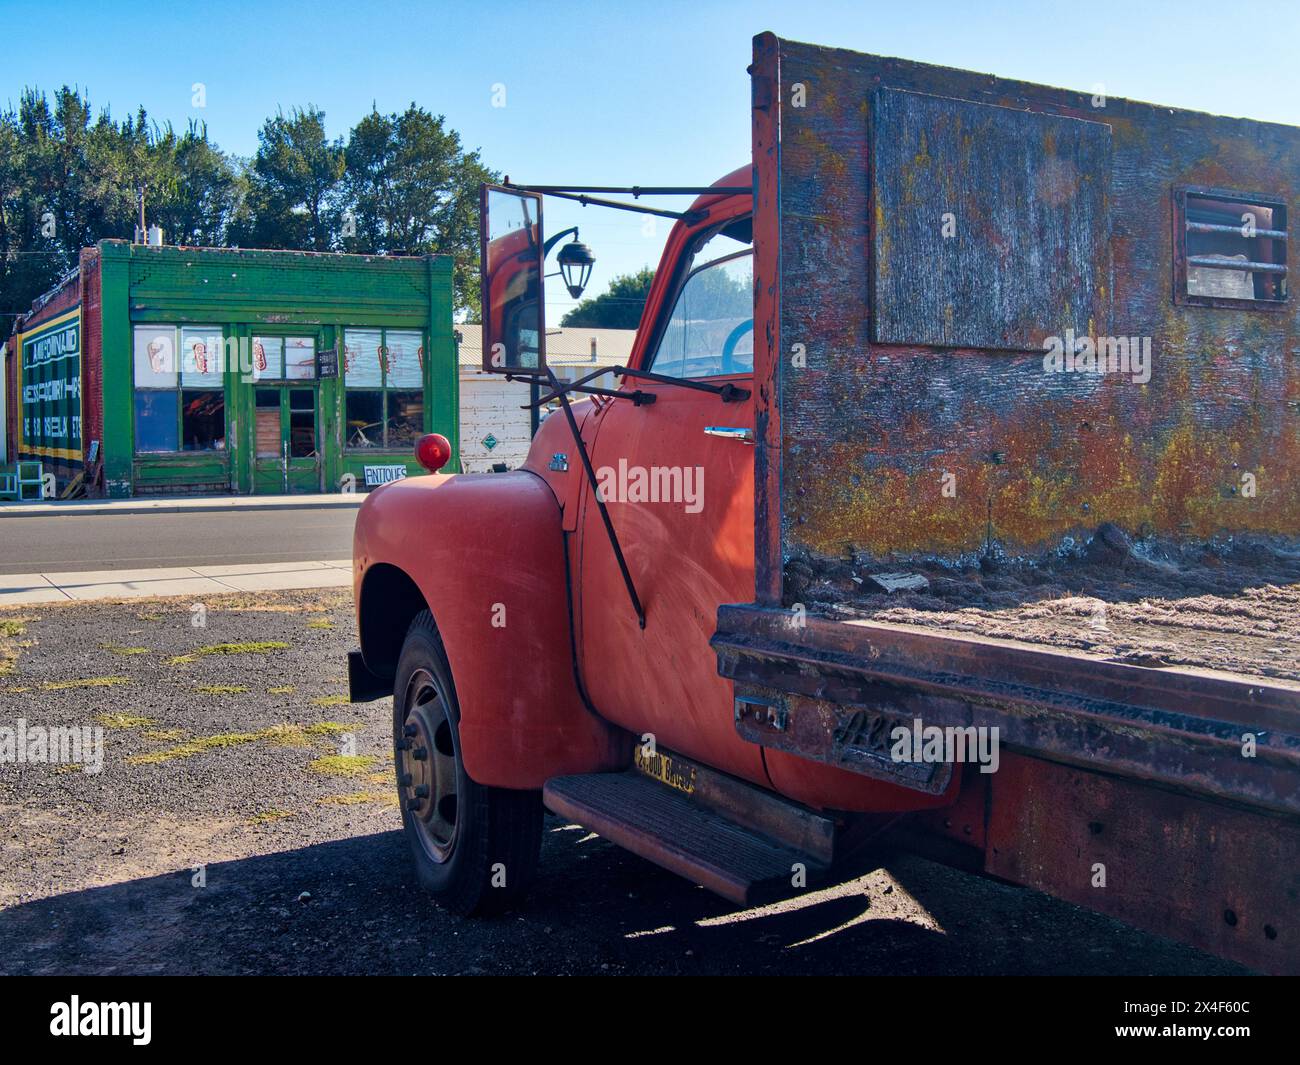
[[0, 590, 1245, 975]]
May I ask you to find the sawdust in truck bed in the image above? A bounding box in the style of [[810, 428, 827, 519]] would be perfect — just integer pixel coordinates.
[[785, 527, 1300, 683]]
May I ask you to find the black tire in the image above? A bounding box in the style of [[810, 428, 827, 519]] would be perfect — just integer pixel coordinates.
[[392, 610, 542, 915]]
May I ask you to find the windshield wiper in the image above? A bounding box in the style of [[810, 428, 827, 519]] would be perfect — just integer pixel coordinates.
[[513, 365, 749, 409]]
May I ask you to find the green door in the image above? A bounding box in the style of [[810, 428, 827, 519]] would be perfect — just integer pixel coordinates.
[[253, 386, 321, 494]]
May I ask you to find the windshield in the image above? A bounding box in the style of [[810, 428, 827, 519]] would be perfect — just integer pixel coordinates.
[[649, 223, 754, 379]]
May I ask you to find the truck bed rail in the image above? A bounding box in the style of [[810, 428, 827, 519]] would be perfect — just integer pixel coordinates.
[[713, 604, 1300, 816]]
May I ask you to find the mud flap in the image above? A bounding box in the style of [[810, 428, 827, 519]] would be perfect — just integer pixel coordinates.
[[348, 649, 390, 703]]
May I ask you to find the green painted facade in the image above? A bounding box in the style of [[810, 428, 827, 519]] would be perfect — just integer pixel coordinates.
[[97, 240, 457, 497]]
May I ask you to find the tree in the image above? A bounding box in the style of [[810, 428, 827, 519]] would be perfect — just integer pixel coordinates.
[[341, 103, 496, 314], [0, 88, 242, 323], [561, 267, 654, 328], [232, 107, 343, 251], [146, 124, 242, 247], [0, 90, 495, 323]]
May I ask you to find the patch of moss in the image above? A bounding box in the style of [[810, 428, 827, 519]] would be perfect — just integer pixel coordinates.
[[167, 641, 290, 665], [267, 685, 295, 694], [306, 619, 334, 630], [103, 645, 150, 656], [0, 619, 30, 638], [309, 694, 349, 707], [317, 791, 398, 807], [125, 721, 363, 766], [127, 730, 263, 765], [136, 612, 164, 622], [307, 754, 377, 777], [143, 728, 184, 741], [248, 809, 295, 824], [211, 595, 302, 613], [93, 712, 156, 729], [303, 721, 355, 735], [41, 676, 131, 691], [259, 724, 313, 748]]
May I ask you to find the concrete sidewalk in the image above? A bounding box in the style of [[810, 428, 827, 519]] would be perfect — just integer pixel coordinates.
[[0, 493, 365, 519], [0, 559, 353, 606]]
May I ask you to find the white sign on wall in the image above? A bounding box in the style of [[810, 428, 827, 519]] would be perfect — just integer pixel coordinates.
[[363, 465, 408, 486]]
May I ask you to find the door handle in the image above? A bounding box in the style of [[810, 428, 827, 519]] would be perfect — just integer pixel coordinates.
[[704, 426, 754, 444]]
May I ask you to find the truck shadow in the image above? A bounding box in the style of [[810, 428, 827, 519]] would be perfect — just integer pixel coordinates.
[[0, 816, 1244, 975]]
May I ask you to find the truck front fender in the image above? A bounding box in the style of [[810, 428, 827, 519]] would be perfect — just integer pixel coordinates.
[[353, 470, 629, 788]]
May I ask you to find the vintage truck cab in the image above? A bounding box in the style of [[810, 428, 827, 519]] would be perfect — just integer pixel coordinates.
[[352, 33, 1300, 973], [350, 167, 926, 913]]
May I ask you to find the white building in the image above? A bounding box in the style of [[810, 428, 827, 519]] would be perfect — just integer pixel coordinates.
[[455, 326, 635, 472]]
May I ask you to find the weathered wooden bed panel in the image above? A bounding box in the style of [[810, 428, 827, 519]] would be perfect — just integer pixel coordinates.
[[752, 34, 1299, 601]]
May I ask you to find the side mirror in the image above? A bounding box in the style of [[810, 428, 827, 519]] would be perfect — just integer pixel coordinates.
[[480, 184, 546, 374]]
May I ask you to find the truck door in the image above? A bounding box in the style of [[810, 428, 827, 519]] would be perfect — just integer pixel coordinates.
[[577, 219, 767, 786]]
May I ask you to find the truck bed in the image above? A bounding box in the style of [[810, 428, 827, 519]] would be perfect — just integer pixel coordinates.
[[713, 590, 1300, 819], [784, 531, 1300, 683]]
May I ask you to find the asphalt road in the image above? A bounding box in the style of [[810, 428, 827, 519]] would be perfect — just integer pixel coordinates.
[[0, 589, 1245, 975], [1, 507, 359, 573]]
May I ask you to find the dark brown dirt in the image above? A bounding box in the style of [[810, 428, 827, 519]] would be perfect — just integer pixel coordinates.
[[786, 530, 1300, 681]]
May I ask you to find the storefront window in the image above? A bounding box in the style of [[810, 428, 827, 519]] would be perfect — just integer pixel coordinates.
[[344, 391, 384, 449], [134, 325, 225, 453], [289, 389, 317, 457], [135, 390, 178, 453], [253, 335, 317, 380], [344, 328, 425, 448], [386, 392, 424, 446]]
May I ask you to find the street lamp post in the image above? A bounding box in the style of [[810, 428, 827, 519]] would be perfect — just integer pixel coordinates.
[[533, 227, 597, 434]]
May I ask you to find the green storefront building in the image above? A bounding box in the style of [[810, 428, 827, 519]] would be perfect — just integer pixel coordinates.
[[4, 239, 457, 497]]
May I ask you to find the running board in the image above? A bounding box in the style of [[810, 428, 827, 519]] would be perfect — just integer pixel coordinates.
[[543, 767, 832, 906]]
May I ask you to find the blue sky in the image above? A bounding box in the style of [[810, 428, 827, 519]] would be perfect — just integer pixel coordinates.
[[3, 0, 1297, 322]]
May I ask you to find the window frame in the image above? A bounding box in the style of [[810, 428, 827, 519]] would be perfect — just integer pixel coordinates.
[[249, 332, 320, 383], [343, 325, 428, 451], [131, 324, 227, 455], [1173, 185, 1289, 312], [649, 248, 755, 380], [644, 214, 755, 380]]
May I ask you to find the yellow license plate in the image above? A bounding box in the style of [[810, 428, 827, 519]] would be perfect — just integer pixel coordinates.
[[634, 746, 696, 795]]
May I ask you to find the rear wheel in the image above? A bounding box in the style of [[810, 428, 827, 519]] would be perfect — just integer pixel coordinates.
[[393, 610, 542, 915]]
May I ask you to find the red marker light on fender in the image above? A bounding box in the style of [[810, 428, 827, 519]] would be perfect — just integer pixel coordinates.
[[415, 433, 452, 473]]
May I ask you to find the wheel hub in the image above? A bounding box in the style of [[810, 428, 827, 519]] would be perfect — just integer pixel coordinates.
[[399, 669, 459, 863]]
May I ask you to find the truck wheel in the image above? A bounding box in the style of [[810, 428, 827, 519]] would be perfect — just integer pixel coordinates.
[[392, 610, 542, 915]]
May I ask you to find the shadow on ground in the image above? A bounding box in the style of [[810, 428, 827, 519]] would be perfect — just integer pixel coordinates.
[[0, 817, 1244, 976]]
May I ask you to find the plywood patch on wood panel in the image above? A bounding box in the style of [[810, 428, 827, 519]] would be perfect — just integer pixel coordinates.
[[871, 88, 1112, 350]]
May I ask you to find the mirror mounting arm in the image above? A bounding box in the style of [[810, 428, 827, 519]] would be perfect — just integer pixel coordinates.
[[513, 366, 656, 410], [545, 366, 646, 629], [613, 365, 751, 402], [506, 184, 726, 224]]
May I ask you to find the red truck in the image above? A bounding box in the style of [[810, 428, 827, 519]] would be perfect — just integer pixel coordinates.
[[350, 33, 1300, 972]]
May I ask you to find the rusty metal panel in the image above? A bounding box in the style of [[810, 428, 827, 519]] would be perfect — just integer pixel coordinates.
[[759, 34, 1300, 570], [871, 88, 1112, 350], [985, 754, 1300, 975]]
